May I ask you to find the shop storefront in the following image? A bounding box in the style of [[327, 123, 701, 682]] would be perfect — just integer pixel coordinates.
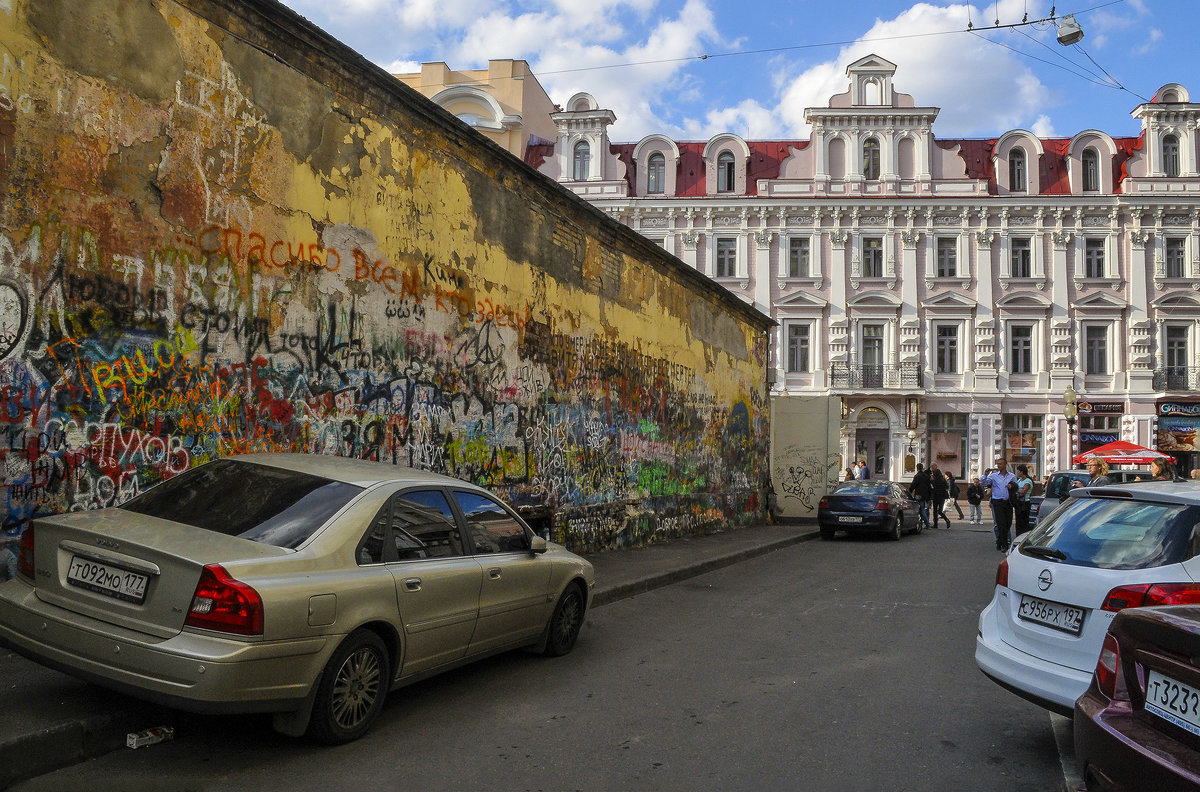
[[1158, 401, 1200, 476], [928, 413, 968, 478], [1078, 400, 1123, 457], [1003, 414, 1043, 477]]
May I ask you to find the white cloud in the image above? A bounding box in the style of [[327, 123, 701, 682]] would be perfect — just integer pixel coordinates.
[[1031, 114, 1056, 137], [384, 59, 423, 74]]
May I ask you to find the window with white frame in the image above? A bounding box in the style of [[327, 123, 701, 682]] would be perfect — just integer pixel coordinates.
[[936, 238, 957, 278], [1009, 324, 1033, 374], [1085, 324, 1109, 375], [788, 237, 810, 278], [1166, 325, 1189, 373], [1010, 238, 1032, 278], [1010, 148, 1027, 192], [1085, 239, 1106, 278], [572, 141, 591, 181], [1166, 237, 1187, 278], [715, 237, 737, 277], [863, 137, 880, 181], [786, 324, 811, 372], [1164, 134, 1181, 177], [863, 237, 883, 277], [935, 324, 959, 374], [647, 153, 665, 194], [717, 151, 736, 192], [1082, 147, 1099, 192]]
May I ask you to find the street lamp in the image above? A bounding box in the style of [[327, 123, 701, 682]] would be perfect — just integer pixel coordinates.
[[905, 429, 918, 473], [1063, 385, 1078, 467]]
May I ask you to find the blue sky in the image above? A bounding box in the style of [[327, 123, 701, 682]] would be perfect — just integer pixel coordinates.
[[276, 0, 1190, 143]]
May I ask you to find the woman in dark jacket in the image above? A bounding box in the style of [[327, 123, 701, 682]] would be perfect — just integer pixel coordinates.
[[930, 465, 951, 529]]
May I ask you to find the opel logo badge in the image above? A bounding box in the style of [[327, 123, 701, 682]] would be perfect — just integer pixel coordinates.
[[1038, 569, 1053, 591]]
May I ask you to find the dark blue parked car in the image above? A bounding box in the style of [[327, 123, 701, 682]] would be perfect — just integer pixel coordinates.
[[817, 481, 922, 541]]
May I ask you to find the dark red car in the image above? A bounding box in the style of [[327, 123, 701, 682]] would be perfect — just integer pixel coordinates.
[[1075, 604, 1200, 791], [817, 481, 922, 541]]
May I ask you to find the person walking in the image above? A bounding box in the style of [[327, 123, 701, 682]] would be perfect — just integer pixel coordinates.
[[946, 471, 966, 519], [930, 464, 950, 529], [966, 477, 984, 524], [981, 458, 1018, 551], [844, 466, 856, 481], [908, 463, 933, 529], [856, 459, 871, 480], [1014, 464, 1034, 537]]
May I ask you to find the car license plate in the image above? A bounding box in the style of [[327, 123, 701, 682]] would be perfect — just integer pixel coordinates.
[[1146, 670, 1200, 736], [66, 556, 148, 603], [838, 516, 863, 523], [1017, 595, 1084, 635]]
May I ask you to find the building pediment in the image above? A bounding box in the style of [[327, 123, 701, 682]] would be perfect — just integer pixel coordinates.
[[922, 292, 978, 310], [1152, 291, 1200, 312], [1074, 292, 1127, 312], [847, 291, 902, 308], [776, 290, 829, 309], [996, 291, 1052, 309]]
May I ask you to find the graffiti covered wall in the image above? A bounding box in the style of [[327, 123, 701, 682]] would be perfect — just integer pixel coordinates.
[[771, 395, 840, 518], [0, 0, 772, 570]]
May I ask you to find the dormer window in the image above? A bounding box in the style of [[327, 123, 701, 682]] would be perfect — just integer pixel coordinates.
[[717, 151, 736, 192], [647, 153, 665, 194], [1082, 147, 1099, 191], [1164, 134, 1181, 177], [1010, 148, 1027, 192], [863, 137, 880, 181], [572, 141, 591, 181]]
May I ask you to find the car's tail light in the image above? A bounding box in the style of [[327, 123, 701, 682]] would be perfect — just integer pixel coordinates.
[[16, 525, 34, 581], [1100, 583, 1200, 612], [875, 497, 890, 511], [818, 497, 829, 510], [185, 564, 263, 635], [1094, 632, 1128, 700], [995, 558, 1009, 588]]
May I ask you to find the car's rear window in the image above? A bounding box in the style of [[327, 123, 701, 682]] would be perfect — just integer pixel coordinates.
[[120, 459, 363, 548], [832, 482, 888, 496], [1022, 496, 1200, 570]]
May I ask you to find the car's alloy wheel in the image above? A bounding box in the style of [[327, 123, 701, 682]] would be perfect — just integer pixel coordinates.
[[308, 630, 389, 744], [545, 586, 584, 656], [889, 515, 902, 541]]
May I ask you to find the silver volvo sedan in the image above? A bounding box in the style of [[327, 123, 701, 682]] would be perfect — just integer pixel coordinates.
[[0, 453, 595, 743]]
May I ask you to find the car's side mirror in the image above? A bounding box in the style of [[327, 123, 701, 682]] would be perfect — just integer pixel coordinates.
[[530, 535, 548, 554]]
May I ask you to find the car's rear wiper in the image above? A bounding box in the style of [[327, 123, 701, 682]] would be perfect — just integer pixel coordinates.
[[1023, 545, 1067, 561]]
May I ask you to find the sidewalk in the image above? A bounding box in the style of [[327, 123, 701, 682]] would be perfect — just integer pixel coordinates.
[[0, 520, 816, 788]]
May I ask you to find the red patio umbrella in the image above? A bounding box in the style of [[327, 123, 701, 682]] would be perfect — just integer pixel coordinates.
[[1072, 440, 1174, 466]]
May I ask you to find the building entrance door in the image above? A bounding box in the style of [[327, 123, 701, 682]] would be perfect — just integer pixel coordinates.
[[854, 407, 892, 479]]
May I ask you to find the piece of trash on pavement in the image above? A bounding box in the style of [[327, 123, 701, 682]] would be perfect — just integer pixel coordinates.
[[127, 725, 175, 749]]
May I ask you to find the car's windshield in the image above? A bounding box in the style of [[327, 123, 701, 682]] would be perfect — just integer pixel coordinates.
[[120, 459, 364, 548], [1022, 495, 1200, 569]]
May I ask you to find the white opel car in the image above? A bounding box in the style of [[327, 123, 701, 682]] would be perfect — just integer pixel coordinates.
[[976, 481, 1200, 715]]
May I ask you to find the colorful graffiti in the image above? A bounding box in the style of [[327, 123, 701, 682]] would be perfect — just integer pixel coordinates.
[[0, 0, 770, 573]]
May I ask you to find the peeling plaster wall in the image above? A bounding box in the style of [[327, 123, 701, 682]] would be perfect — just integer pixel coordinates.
[[0, 0, 771, 568]]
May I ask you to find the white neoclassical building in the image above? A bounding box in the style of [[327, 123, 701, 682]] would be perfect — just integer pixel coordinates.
[[523, 54, 1200, 498]]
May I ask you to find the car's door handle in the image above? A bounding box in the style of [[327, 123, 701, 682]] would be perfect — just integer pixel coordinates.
[[404, 578, 422, 591], [488, 568, 502, 579]]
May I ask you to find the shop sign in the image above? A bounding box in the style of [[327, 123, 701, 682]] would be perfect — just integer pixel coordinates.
[[1081, 433, 1118, 444], [1160, 402, 1200, 417], [1159, 415, 1200, 452], [1077, 401, 1123, 414]]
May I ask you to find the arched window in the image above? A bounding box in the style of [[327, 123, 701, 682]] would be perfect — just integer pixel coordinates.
[[572, 141, 591, 181], [1164, 134, 1181, 177], [647, 153, 665, 194], [862, 137, 880, 181], [717, 151, 736, 192], [1009, 148, 1027, 192], [1082, 147, 1099, 191]]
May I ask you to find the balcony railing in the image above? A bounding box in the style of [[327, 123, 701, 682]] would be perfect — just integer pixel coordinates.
[[1153, 367, 1200, 391], [830, 363, 923, 389]]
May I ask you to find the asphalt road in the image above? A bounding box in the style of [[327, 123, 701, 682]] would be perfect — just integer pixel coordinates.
[[13, 525, 1069, 792]]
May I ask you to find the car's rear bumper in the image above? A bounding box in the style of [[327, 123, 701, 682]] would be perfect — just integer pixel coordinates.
[[818, 514, 890, 532], [1074, 690, 1200, 791], [975, 596, 1090, 717], [0, 578, 331, 714]]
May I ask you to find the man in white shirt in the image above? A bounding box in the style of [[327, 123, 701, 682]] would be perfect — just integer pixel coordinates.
[[981, 458, 1017, 551]]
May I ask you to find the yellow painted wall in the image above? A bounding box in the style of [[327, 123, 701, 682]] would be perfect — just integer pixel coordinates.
[[0, 0, 771, 558]]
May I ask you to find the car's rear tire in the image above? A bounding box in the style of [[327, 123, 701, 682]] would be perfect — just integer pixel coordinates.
[[307, 629, 389, 745], [544, 585, 584, 657], [888, 515, 902, 541]]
